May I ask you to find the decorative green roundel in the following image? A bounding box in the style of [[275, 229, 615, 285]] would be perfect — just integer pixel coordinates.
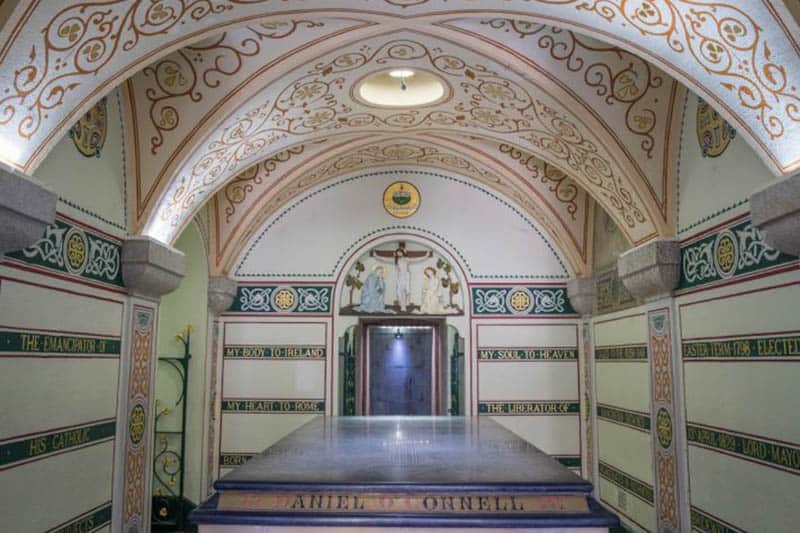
[[129, 404, 146, 445], [656, 408, 673, 449]]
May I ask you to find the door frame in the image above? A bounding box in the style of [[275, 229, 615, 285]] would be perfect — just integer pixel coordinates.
[[356, 318, 447, 416]]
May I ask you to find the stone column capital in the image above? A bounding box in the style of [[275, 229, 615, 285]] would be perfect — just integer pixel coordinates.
[[0, 166, 57, 255], [750, 173, 800, 257], [121, 236, 185, 300], [208, 276, 237, 315], [617, 238, 680, 301], [567, 277, 594, 317]]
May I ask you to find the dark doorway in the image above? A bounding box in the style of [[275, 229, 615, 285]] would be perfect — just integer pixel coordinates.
[[356, 321, 446, 416], [368, 326, 433, 415]]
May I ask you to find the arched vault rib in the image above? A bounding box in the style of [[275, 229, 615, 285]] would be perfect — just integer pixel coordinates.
[[139, 30, 666, 245], [123, 17, 385, 225], [0, 2, 798, 177], [207, 134, 595, 277], [125, 19, 681, 232]]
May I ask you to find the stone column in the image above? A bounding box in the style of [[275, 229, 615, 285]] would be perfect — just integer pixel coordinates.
[[202, 277, 237, 498], [567, 277, 594, 318], [617, 238, 680, 302], [617, 239, 689, 533], [0, 166, 57, 255], [113, 237, 185, 533], [568, 277, 599, 488], [750, 173, 800, 257]]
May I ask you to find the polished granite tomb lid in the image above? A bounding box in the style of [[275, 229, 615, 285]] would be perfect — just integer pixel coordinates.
[[193, 417, 618, 528], [215, 416, 591, 493]]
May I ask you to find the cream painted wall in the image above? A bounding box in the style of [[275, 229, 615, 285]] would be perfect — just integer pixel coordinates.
[[155, 221, 209, 506], [592, 308, 654, 533], [33, 88, 128, 236], [0, 88, 129, 531], [676, 92, 775, 237], [587, 90, 800, 532], [213, 169, 585, 485], [474, 320, 582, 475], [235, 169, 569, 280], [672, 90, 800, 533]]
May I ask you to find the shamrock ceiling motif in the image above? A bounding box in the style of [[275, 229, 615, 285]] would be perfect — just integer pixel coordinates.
[[144, 34, 657, 245]]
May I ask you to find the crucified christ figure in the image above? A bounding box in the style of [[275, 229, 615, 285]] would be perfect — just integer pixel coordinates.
[[370, 242, 432, 313]]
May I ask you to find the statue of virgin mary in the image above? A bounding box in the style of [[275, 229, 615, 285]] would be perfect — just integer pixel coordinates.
[[355, 265, 388, 313]]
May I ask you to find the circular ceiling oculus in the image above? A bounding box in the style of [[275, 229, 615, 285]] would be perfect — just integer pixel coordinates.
[[355, 69, 449, 108]]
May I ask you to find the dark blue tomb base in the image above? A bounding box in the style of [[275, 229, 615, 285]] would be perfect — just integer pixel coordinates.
[[192, 416, 619, 528]]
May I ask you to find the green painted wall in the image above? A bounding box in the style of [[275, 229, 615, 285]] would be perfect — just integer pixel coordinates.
[[155, 221, 209, 506]]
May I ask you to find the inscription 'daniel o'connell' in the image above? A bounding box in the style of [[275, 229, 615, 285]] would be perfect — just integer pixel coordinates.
[[219, 492, 589, 515]]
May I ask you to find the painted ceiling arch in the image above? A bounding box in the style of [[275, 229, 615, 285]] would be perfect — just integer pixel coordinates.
[[0, 1, 798, 180], [122, 17, 683, 238], [207, 134, 595, 277], [137, 29, 668, 246]]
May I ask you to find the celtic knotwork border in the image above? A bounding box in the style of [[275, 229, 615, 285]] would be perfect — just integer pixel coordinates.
[[471, 285, 575, 315], [123, 304, 155, 531], [230, 285, 334, 313], [6, 218, 123, 287], [679, 218, 794, 290]]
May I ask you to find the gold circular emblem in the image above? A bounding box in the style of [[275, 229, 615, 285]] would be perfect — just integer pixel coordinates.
[[273, 288, 296, 311], [656, 408, 672, 449], [69, 97, 108, 158], [715, 233, 736, 276], [383, 181, 421, 218], [696, 97, 736, 158], [64, 229, 87, 274], [509, 290, 531, 312], [129, 404, 146, 445]]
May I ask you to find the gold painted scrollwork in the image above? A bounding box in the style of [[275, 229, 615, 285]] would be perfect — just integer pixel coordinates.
[[571, 0, 800, 141], [499, 143, 579, 219], [223, 144, 306, 222], [161, 38, 644, 233], [482, 19, 665, 160], [143, 21, 325, 155], [0, 0, 797, 168]]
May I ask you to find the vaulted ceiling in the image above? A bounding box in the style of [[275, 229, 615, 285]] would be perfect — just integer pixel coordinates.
[[1, 1, 798, 275]]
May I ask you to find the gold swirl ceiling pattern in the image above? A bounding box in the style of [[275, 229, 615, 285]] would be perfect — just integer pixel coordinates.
[[144, 34, 658, 244], [0, 1, 797, 179]]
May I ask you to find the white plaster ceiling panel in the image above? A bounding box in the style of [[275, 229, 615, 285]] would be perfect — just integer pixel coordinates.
[[144, 31, 658, 245], [125, 18, 372, 220], [443, 18, 681, 212], [234, 169, 570, 280], [0, 1, 798, 179], [211, 134, 592, 275]]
